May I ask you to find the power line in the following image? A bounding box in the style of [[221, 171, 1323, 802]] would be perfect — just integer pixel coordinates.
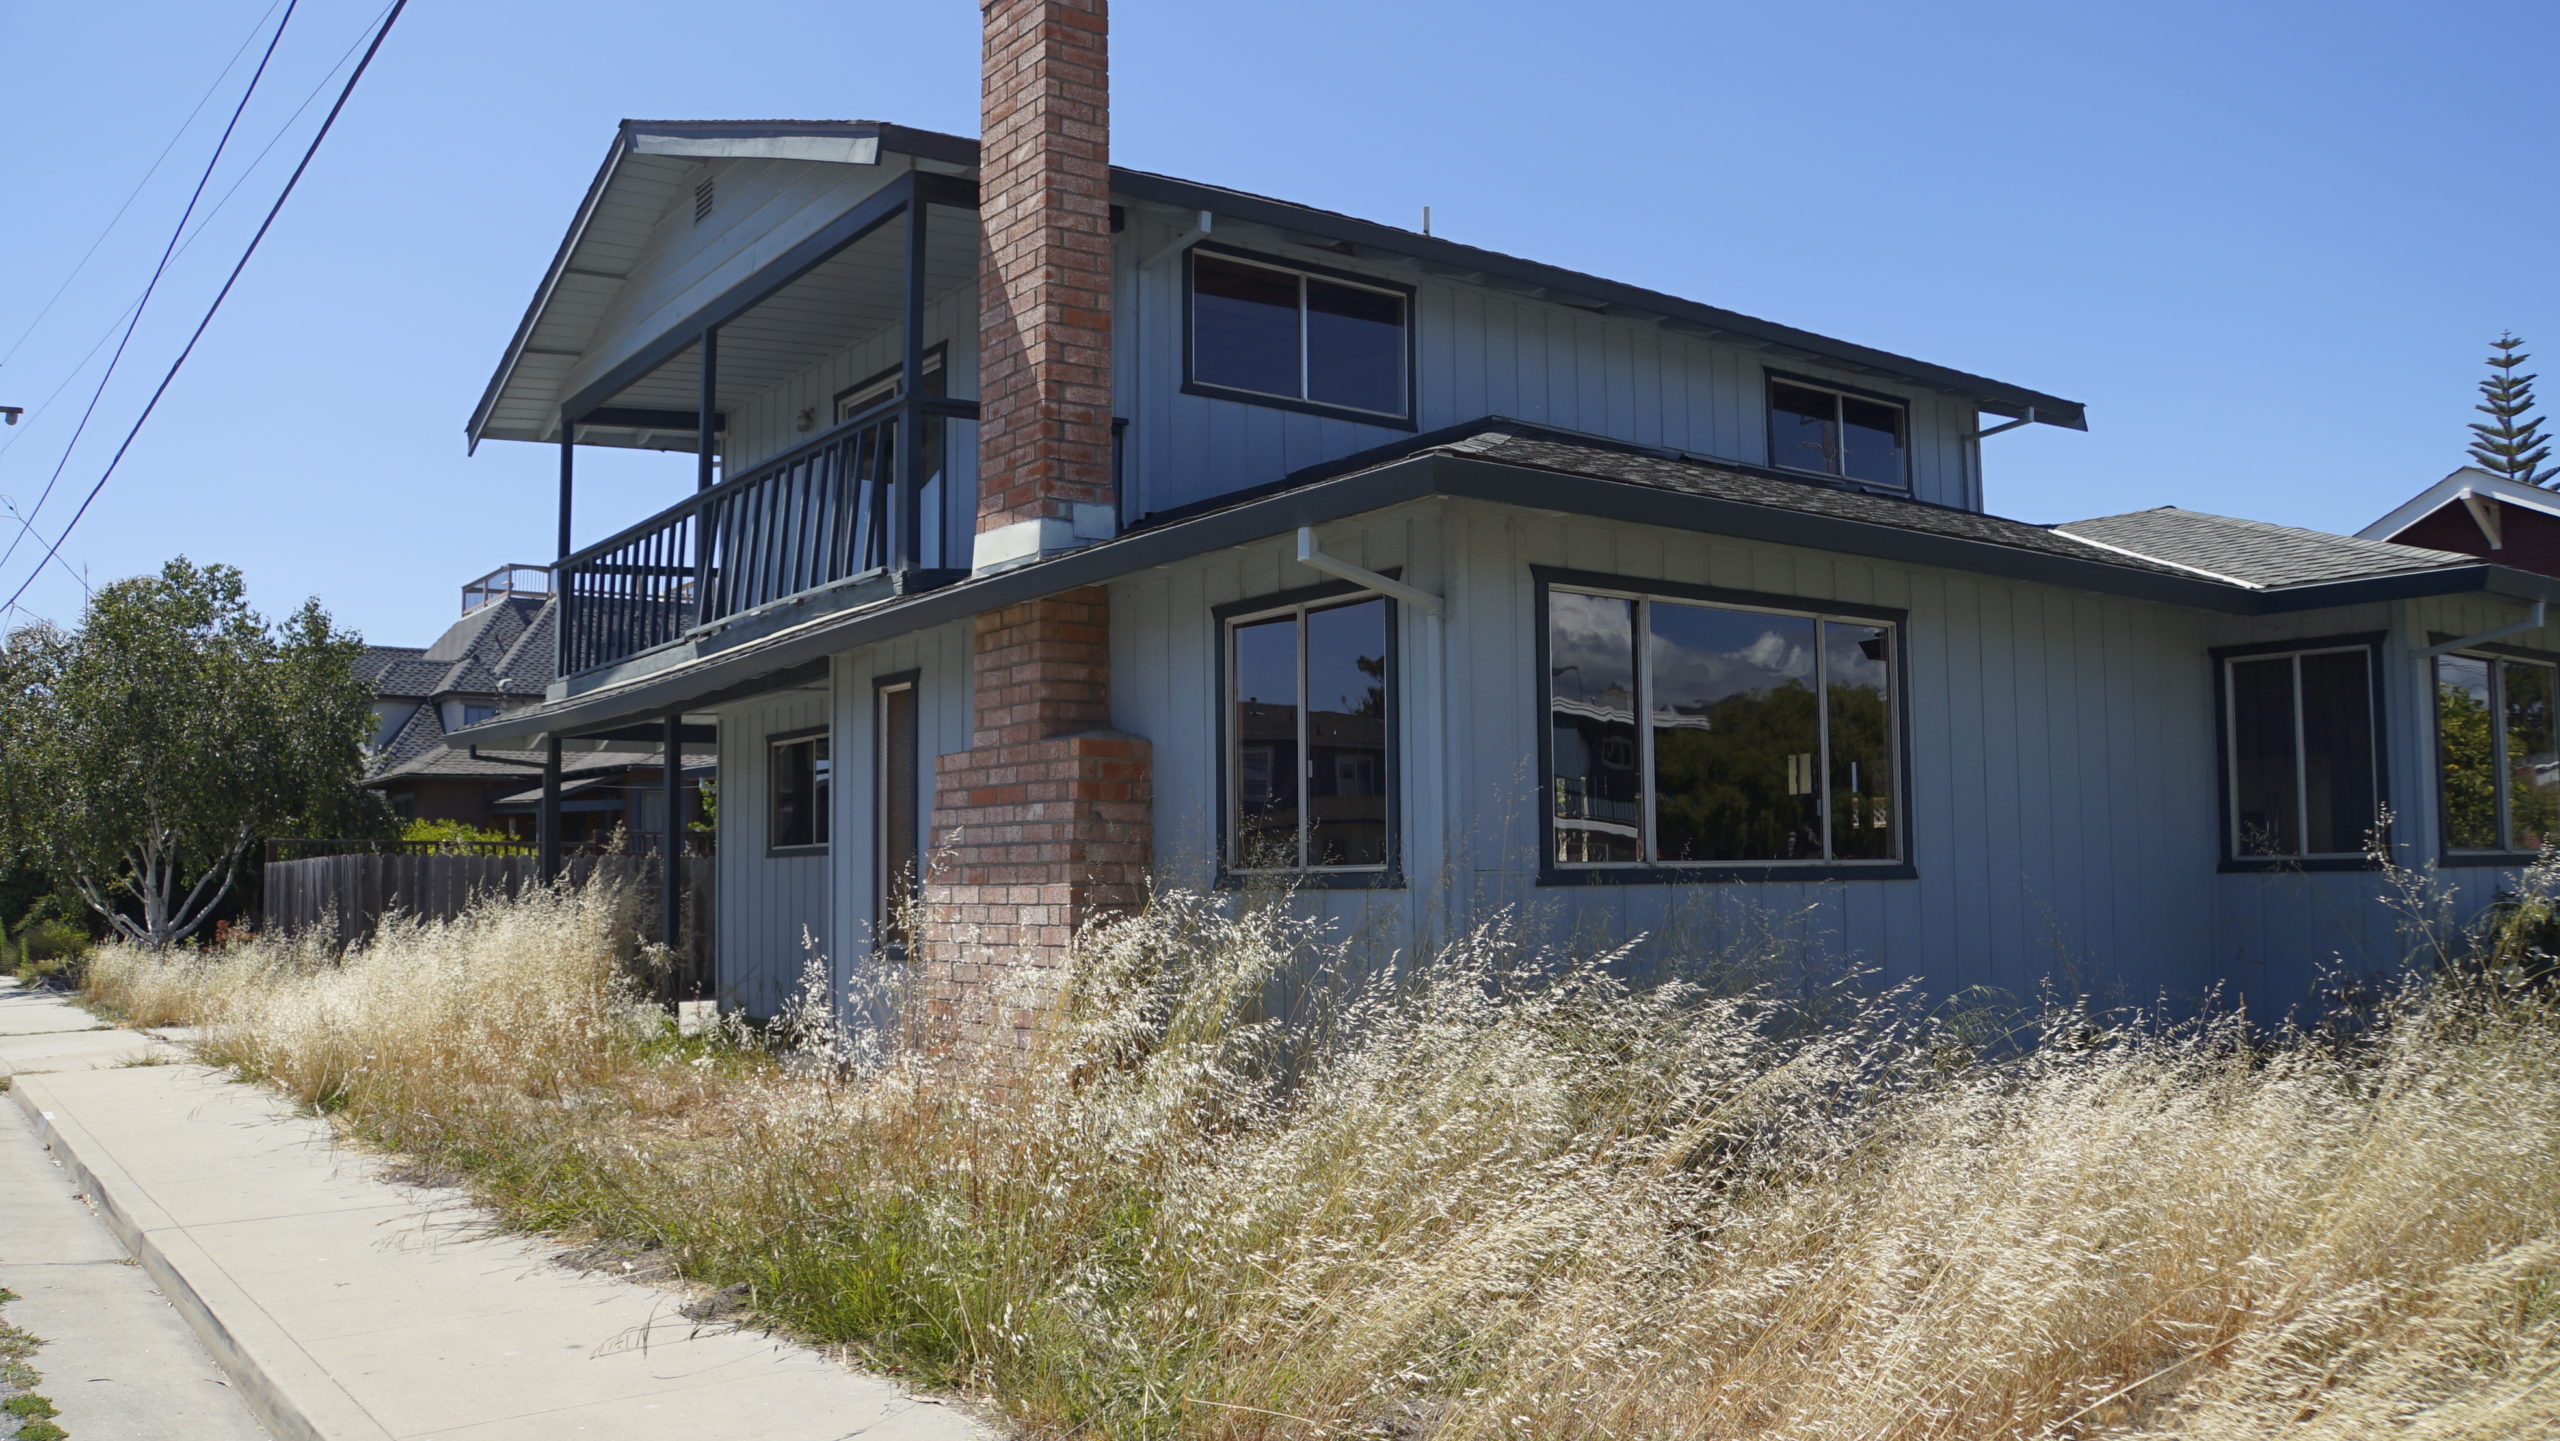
[[0, 0, 289, 374], [0, 0, 412, 617], [0, 0, 305, 578], [0, 1, 393, 466]]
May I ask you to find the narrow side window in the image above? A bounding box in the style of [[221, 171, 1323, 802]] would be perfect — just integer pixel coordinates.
[[1226, 594, 1394, 873], [769, 733, 830, 853]]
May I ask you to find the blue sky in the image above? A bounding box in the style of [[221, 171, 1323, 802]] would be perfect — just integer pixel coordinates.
[[2, 0, 2552, 645]]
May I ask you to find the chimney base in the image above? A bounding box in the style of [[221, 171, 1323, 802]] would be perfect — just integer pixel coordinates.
[[970, 504, 1119, 575]]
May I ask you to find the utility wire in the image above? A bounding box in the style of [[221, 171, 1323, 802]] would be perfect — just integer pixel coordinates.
[[0, 0, 289, 374], [0, 0, 305, 578], [0, 0, 412, 617], [0, 2, 393, 466]]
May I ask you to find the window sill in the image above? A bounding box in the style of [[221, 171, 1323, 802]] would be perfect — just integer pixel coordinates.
[[2436, 852, 2548, 869], [2217, 856, 2382, 875], [1539, 861, 1916, 886], [1217, 867, 1406, 892]]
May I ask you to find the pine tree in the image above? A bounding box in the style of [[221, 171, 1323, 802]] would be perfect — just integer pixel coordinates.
[[2468, 332, 2559, 486]]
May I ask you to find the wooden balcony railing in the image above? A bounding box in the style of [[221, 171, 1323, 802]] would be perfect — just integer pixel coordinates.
[[556, 396, 976, 676]]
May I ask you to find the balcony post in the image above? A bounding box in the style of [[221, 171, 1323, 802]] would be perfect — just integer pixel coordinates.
[[894, 191, 927, 574], [695, 329, 717, 493], [556, 416, 574, 677]]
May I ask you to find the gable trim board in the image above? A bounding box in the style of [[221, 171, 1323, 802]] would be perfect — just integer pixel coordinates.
[[455, 436, 2560, 754]]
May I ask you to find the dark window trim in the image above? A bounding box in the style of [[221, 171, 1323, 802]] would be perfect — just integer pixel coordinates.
[[832, 341, 949, 417], [2209, 632, 2390, 872], [871, 669, 922, 951], [1532, 566, 1915, 885], [1182, 242, 1419, 431], [1764, 368, 1913, 492], [766, 725, 831, 857], [1214, 575, 1404, 889], [2430, 641, 2560, 859]]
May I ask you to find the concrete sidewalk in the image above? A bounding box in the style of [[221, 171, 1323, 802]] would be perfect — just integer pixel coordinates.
[[1, 985, 992, 1440]]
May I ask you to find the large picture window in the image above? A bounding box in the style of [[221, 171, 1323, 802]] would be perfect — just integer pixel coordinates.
[[1767, 374, 1909, 489], [2221, 644, 2381, 861], [1226, 594, 1394, 873], [1545, 580, 1901, 872], [769, 731, 830, 853], [1189, 249, 1411, 423], [2436, 651, 2560, 855]]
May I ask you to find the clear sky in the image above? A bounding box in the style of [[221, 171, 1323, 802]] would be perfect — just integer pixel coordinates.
[[2, 0, 2553, 646]]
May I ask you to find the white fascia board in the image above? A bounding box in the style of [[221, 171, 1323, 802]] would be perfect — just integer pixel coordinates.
[[2358, 466, 2560, 540], [628, 133, 881, 165]]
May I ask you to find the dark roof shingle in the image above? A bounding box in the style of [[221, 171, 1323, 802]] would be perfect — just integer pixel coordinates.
[[2056, 508, 2479, 589]]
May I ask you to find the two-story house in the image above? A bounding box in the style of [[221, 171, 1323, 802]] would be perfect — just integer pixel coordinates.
[[459, 1, 2560, 1026]]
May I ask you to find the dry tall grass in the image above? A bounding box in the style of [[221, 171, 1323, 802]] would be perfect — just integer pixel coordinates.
[[84, 882, 2560, 1440]]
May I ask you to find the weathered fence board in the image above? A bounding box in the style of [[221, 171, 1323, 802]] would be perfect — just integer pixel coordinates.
[[259, 849, 715, 996]]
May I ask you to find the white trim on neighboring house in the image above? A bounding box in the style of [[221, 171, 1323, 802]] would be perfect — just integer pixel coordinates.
[[2357, 466, 2560, 548]]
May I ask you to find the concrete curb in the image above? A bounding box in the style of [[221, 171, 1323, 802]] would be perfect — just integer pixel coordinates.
[[9, 1071, 391, 1441]]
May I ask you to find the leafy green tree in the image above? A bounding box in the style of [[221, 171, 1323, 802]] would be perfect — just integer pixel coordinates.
[[0, 560, 385, 948], [2468, 332, 2558, 487]]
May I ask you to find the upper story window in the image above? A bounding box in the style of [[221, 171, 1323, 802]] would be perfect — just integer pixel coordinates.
[[1188, 248, 1412, 425], [2436, 650, 2558, 855], [458, 702, 497, 727], [1544, 577, 1903, 875], [2222, 642, 2381, 862], [1767, 374, 1908, 489], [1225, 592, 1395, 875], [769, 730, 830, 853]]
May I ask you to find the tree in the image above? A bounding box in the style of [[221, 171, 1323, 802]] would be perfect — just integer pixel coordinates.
[[2468, 332, 2558, 487], [0, 559, 384, 948]]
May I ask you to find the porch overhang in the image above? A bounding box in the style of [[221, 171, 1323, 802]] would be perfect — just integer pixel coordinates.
[[454, 440, 2560, 751]]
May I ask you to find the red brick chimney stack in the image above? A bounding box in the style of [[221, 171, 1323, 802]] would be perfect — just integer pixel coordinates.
[[917, 0, 1150, 1048], [973, 0, 1116, 572]]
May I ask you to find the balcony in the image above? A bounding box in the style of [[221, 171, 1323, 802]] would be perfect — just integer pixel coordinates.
[[557, 393, 977, 676], [539, 169, 984, 679]]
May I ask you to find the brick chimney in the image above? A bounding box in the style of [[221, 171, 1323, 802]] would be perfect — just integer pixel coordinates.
[[972, 0, 1116, 574], [917, 0, 1150, 1049]]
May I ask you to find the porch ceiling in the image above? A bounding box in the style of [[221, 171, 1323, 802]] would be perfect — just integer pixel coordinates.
[[578, 212, 978, 448]]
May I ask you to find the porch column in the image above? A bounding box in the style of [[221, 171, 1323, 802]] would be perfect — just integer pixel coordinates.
[[537, 736, 563, 884], [695, 330, 717, 493], [556, 418, 575, 558], [661, 711, 683, 982], [893, 192, 926, 573]]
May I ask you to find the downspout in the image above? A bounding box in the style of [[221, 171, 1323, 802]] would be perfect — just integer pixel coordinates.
[[2417, 600, 2548, 657]]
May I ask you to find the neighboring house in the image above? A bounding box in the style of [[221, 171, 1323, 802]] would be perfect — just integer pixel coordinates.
[[364, 566, 710, 847], [456, 2, 2560, 1023], [2361, 466, 2560, 578]]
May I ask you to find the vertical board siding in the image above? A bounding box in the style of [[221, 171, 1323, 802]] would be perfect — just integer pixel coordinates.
[[1106, 499, 2259, 1010], [712, 684, 834, 1016], [829, 620, 974, 1030], [1112, 211, 1980, 525]]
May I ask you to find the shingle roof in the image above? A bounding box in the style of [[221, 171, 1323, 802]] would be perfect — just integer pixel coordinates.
[[358, 597, 556, 707], [1420, 425, 2206, 580], [2056, 508, 2480, 589]]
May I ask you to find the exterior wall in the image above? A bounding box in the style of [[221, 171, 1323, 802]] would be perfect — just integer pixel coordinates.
[[1111, 499, 2228, 1011], [709, 681, 834, 1016], [563, 155, 915, 407], [720, 284, 981, 469], [2389, 503, 2560, 578], [828, 619, 975, 1030], [1111, 208, 1983, 522]]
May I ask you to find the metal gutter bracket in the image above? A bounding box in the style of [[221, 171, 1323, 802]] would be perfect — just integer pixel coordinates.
[[1142, 210, 1213, 269], [1295, 527, 1443, 614], [2419, 599, 2547, 657]]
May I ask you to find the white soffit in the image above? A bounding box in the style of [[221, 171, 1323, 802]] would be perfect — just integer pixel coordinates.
[[628, 133, 881, 165]]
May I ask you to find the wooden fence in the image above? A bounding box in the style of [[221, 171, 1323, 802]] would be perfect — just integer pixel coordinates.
[[259, 843, 715, 997]]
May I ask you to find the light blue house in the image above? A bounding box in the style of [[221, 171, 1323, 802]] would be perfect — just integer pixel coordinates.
[[456, 82, 2559, 1025]]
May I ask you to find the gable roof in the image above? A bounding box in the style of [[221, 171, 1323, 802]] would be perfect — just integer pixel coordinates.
[[469, 120, 2088, 450], [2358, 466, 2560, 543], [357, 596, 555, 705], [2056, 508, 2481, 589]]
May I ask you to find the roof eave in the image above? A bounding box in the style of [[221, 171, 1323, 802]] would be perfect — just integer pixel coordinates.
[[465, 128, 639, 452]]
